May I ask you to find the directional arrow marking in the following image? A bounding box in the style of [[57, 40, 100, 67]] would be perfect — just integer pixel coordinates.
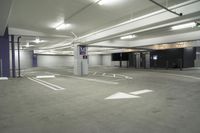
[[105, 90, 153, 100], [105, 92, 140, 100]]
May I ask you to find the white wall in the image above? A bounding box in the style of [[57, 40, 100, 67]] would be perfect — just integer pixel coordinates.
[[10, 50, 33, 69], [37, 55, 74, 67], [88, 55, 102, 66], [102, 54, 128, 67], [102, 54, 112, 66]]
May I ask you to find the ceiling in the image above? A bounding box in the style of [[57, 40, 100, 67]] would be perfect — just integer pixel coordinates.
[[0, 0, 13, 35], [9, 0, 188, 36], [4, 0, 200, 54]]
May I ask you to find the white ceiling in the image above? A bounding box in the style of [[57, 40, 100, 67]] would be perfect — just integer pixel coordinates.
[[9, 0, 188, 36], [0, 0, 13, 35], [5, 0, 200, 54]]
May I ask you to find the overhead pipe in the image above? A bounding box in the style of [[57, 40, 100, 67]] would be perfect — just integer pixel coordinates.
[[149, 0, 183, 16], [11, 35, 16, 78]]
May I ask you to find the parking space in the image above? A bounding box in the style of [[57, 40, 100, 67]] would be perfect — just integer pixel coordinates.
[[1, 67, 200, 133]]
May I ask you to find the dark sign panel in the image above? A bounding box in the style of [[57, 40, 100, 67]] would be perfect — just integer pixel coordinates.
[[80, 46, 87, 55]]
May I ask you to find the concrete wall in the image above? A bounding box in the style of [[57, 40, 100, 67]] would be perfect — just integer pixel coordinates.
[[102, 54, 112, 66], [195, 47, 200, 67], [9, 50, 33, 70], [101, 54, 128, 67], [9, 53, 128, 70], [37, 55, 74, 67], [88, 55, 102, 66], [17, 50, 33, 69]]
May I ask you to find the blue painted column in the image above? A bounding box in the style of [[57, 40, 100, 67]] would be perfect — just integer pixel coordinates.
[[32, 51, 38, 67], [0, 28, 10, 77]]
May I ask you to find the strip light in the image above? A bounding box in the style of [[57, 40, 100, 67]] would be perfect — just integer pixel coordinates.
[[120, 35, 136, 40], [32, 38, 46, 44], [56, 23, 70, 30], [171, 22, 197, 30], [98, 0, 120, 5]]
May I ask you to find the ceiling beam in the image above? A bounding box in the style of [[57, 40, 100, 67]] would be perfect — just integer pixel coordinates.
[[77, 0, 200, 45]]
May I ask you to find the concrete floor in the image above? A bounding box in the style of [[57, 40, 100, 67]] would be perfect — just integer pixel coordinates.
[[0, 66, 200, 133]]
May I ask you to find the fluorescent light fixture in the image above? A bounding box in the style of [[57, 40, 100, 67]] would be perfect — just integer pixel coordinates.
[[24, 42, 34, 48], [26, 42, 30, 47], [120, 35, 136, 40], [98, 0, 121, 6], [56, 23, 70, 30], [32, 38, 46, 44], [171, 22, 197, 30]]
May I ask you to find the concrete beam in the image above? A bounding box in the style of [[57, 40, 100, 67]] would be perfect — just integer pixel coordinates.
[[77, 0, 200, 44]]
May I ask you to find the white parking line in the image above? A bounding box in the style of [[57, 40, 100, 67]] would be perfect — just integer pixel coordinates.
[[164, 73, 200, 80], [36, 75, 55, 79], [62, 75, 119, 85], [28, 77, 65, 90], [130, 89, 153, 95], [0, 77, 8, 80]]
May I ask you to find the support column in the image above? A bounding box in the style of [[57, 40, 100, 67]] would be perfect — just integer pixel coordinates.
[[145, 52, 150, 69], [135, 53, 141, 69], [11, 35, 16, 77], [0, 28, 10, 77], [32, 51, 38, 67], [74, 45, 88, 76], [120, 53, 122, 68]]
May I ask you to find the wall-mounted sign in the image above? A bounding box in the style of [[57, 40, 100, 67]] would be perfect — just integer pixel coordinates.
[[80, 46, 87, 55]]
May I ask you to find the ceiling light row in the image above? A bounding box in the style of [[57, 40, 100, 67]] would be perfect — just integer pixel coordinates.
[[120, 22, 199, 40], [171, 22, 197, 30], [54, 0, 116, 31], [120, 35, 136, 40]]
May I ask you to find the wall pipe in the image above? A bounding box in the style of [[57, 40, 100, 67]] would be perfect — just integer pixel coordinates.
[[149, 0, 183, 16], [11, 35, 16, 78], [17, 36, 21, 77]]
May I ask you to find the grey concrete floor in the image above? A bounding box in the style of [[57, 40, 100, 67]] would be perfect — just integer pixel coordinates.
[[0, 66, 200, 133]]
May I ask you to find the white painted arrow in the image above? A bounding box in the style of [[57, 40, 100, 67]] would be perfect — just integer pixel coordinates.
[[105, 92, 140, 100], [105, 89, 153, 100]]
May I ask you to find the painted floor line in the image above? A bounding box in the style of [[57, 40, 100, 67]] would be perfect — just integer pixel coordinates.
[[130, 89, 154, 95], [28, 77, 60, 90], [36, 75, 55, 79], [116, 74, 133, 79], [62, 75, 119, 85], [32, 78, 65, 90], [46, 72, 61, 76], [0, 77, 8, 80], [28, 77, 65, 90], [165, 73, 200, 80]]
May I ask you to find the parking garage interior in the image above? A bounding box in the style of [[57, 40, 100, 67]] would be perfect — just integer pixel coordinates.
[[0, 0, 200, 133]]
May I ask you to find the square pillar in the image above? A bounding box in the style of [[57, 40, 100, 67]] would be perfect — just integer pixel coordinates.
[[74, 45, 88, 76], [135, 53, 141, 69], [0, 28, 10, 77]]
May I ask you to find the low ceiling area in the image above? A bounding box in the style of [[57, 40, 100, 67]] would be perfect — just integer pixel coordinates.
[[3, 0, 200, 54]]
